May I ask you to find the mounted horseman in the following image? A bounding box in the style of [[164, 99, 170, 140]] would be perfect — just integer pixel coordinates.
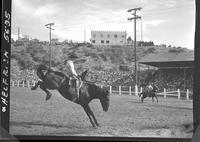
[[139, 82, 158, 103]]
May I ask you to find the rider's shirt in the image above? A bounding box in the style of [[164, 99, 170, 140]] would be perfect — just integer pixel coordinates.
[[148, 85, 153, 90], [66, 60, 78, 77]]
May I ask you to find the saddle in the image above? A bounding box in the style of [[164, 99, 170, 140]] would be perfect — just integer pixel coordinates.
[[69, 75, 83, 89]]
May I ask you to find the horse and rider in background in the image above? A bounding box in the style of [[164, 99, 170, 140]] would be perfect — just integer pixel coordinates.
[[139, 82, 159, 103]]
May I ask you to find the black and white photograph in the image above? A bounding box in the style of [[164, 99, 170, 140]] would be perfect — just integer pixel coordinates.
[[5, 0, 196, 139]]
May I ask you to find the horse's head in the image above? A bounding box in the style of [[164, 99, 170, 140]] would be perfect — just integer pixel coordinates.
[[99, 89, 110, 112]]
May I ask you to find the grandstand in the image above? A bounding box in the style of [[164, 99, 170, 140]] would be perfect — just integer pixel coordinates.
[[138, 51, 194, 91]]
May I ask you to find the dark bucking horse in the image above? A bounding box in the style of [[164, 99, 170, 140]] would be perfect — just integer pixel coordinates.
[[31, 64, 110, 127], [138, 84, 158, 103]]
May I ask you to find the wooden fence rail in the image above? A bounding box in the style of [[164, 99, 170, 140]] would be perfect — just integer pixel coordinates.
[[10, 80, 192, 100]]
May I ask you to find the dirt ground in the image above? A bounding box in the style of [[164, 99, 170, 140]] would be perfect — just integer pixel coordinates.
[[9, 87, 193, 138]]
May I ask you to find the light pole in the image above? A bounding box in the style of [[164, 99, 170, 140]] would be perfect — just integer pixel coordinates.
[[45, 23, 55, 69], [127, 7, 142, 86]]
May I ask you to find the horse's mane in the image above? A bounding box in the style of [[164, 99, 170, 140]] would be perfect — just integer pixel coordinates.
[[36, 64, 49, 80], [79, 70, 88, 81]]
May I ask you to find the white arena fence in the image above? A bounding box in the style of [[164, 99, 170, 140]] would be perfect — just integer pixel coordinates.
[[10, 80, 193, 100]]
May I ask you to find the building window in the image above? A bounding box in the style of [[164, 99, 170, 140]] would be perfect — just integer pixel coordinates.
[[100, 34, 103, 38], [122, 35, 125, 38], [106, 40, 110, 44], [92, 40, 95, 43], [114, 34, 117, 38], [107, 34, 110, 38], [101, 40, 104, 43], [93, 34, 96, 38]]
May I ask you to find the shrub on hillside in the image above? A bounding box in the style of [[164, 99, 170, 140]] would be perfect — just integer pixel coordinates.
[[143, 47, 156, 54], [168, 48, 184, 53]]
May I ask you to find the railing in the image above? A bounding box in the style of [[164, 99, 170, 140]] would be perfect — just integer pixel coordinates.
[[157, 88, 192, 100], [11, 80, 37, 88], [10, 80, 193, 100]]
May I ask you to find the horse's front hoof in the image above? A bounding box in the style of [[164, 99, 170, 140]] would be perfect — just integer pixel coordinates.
[[45, 94, 52, 101], [92, 125, 98, 129], [31, 87, 36, 90]]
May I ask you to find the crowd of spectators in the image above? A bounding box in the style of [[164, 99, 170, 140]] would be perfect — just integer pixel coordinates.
[[11, 68, 193, 91], [86, 70, 133, 86], [150, 69, 193, 91], [11, 69, 38, 82]]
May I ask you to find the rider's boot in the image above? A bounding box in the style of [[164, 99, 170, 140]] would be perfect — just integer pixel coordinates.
[[45, 93, 52, 101], [72, 80, 80, 103]]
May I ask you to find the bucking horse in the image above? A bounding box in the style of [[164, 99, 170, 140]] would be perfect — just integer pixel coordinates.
[[31, 64, 110, 127]]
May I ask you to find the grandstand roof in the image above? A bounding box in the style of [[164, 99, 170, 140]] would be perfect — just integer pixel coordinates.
[[138, 51, 194, 68]]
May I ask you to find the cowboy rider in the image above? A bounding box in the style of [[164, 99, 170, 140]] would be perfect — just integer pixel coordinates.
[[148, 82, 158, 93], [65, 60, 81, 102], [147, 83, 153, 90]]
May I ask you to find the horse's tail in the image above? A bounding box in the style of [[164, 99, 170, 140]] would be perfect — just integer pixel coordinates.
[[36, 64, 49, 80]]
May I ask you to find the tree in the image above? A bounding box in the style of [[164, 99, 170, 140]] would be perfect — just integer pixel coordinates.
[[127, 36, 132, 41], [10, 59, 21, 80]]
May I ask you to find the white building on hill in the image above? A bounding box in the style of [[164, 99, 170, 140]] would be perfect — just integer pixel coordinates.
[[11, 34, 32, 41], [90, 31, 127, 46]]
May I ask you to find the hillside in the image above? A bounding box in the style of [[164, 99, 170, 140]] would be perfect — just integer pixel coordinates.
[[11, 41, 193, 86]]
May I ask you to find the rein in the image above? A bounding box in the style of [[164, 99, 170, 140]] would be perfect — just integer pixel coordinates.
[[60, 76, 66, 87]]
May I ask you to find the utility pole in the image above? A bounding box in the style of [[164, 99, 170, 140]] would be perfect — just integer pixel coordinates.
[[18, 27, 20, 40], [45, 23, 55, 69], [127, 7, 142, 86], [84, 29, 86, 43], [141, 18, 143, 43]]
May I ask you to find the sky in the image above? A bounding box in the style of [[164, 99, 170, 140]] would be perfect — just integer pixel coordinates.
[[11, 0, 195, 49]]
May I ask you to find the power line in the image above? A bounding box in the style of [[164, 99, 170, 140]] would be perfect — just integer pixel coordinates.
[[54, 6, 193, 30], [142, 5, 194, 16]]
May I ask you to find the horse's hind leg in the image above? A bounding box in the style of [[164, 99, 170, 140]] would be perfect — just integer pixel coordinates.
[[152, 96, 154, 102], [141, 96, 145, 103], [155, 94, 158, 103], [40, 83, 52, 101]]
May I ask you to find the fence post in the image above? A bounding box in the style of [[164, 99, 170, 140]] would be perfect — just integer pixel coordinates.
[[164, 88, 166, 98], [140, 87, 143, 93], [100, 85, 103, 88], [129, 86, 132, 96], [135, 85, 138, 96], [12, 80, 15, 87], [178, 89, 181, 100], [27, 81, 30, 88], [186, 89, 189, 100], [119, 86, 121, 95], [109, 86, 112, 94], [17, 80, 20, 87], [22, 81, 25, 87]]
